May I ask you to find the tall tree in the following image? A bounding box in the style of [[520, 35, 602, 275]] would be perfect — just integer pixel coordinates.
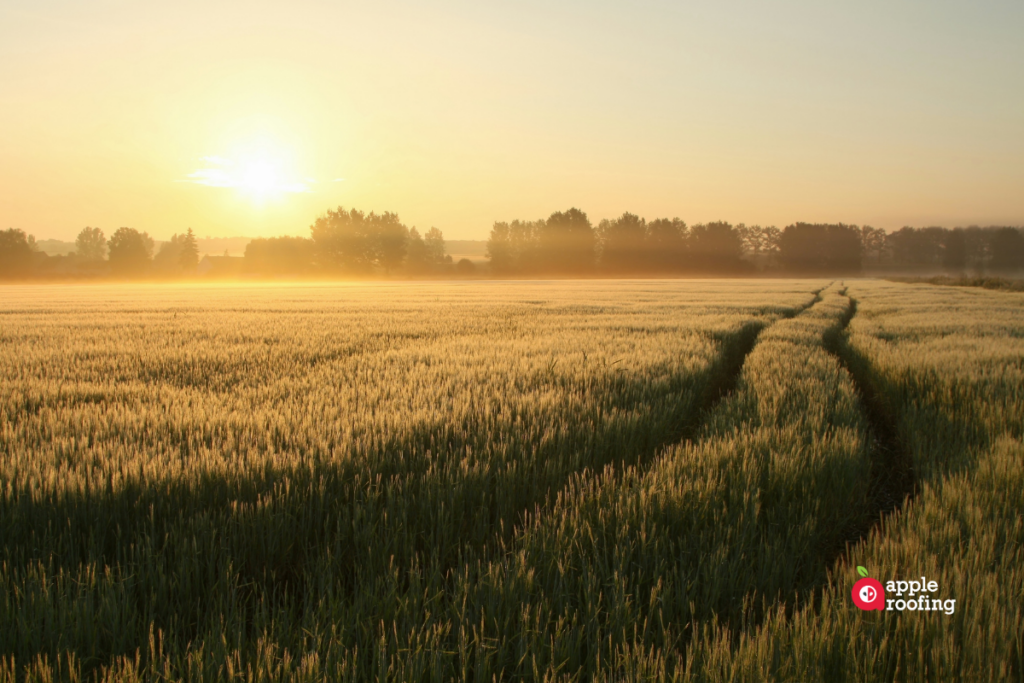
[[943, 228, 967, 272], [688, 222, 744, 273], [0, 228, 38, 277], [423, 228, 448, 270], [779, 223, 862, 273], [406, 227, 448, 274], [599, 212, 648, 274], [989, 227, 1024, 272], [645, 218, 687, 273], [486, 220, 541, 275], [310, 207, 410, 275], [406, 228, 430, 274], [179, 228, 200, 272], [859, 226, 887, 268], [761, 226, 782, 270], [310, 207, 376, 274], [538, 208, 595, 275], [375, 214, 409, 275], [107, 227, 154, 276], [75, 227, 107, 263]]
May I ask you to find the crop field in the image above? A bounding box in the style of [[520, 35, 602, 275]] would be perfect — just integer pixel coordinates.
[[0, 279, 1021, 681]]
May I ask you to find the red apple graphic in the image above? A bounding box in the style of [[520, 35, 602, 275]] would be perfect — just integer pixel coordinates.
[[851, 566, 885, 611]]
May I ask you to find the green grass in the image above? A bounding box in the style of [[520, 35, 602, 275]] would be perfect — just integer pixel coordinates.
[[0, 279, 1020, 681]]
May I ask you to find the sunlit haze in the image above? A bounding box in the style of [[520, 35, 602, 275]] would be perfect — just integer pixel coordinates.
[[2, 0, 1023, 241]]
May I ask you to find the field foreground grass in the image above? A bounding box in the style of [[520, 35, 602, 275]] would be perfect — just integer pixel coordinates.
[[0, 280, 1020, 681]]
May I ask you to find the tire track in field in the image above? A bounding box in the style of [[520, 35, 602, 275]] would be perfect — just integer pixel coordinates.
[[823, 289, 916, 556]]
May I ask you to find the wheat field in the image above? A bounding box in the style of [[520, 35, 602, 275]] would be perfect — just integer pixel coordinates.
[[1, 280, 1020, 681]]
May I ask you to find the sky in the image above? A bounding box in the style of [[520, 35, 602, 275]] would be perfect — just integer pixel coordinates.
[[1, 0, 1022, 241]]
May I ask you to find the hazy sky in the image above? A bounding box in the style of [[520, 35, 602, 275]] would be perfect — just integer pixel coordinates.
[[2, 0, 1022, 241]]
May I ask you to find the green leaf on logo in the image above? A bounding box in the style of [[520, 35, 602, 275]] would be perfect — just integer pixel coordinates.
[[857, 566, 869, 578]]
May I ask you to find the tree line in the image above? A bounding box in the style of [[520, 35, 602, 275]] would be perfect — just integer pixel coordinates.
[[244, 208, 457, 277], [489, 211, 1024, 276], [0, 226, 200, 278], [2, 207, 1022, 279]]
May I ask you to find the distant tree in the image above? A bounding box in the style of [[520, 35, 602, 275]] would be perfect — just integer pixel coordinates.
[[310, 207, 376, 273], [244, 236, 315, 276], [406, 227, 450, 275], [310, 207, 410, 275], [736, 224, 780, 271], [989, 227, 1024, 272], [646, 218, 687, 273], [761, 226, 782, 269], [153, 229, 200, 276], [179, 228, 200, 272], [859, 226, 887, 269], [486, 222, 514, 274], [153, 238, 184, 274], [943, 228, 967, 272], [376, 214, 409, 275], [423, 228, 449, 270], [406, 228, 430, 274], [886, 226, 946, 268], [486, 220, 541, 275], [963, 227, 990, 274], [599, 212, 648, 274], [454, 258, 476, 276], [538, 208, 595, 275], [75, 227, 107, 262], [0, 228, 38, 278], [779, 223, 862, 273], [688, 222, 744, 273], [107, 227, 154, 276]]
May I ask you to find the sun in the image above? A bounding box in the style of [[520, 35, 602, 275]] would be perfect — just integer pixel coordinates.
[[238, 159, 283, 200], [185, 140, 312, 203]]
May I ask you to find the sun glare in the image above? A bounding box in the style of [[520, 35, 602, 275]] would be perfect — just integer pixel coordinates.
[[185, 140, 311, 202], [239, 160, 282, 199]]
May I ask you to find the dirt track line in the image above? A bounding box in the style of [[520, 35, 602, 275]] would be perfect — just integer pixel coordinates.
[[824, 289, 916, 560]]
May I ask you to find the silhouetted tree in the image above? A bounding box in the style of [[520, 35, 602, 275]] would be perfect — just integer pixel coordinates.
[[423, 228, 448, 269], [779, 223, 862, 273], [646, 218, 687, 273], [310, 207, 409, 275], [688, 222, 744, 273], [859, 226, 886, 269], [376, 214, 409, 275], [538, 208, 595, 275], [887, 227, 945, 268], [964, 227, 990, 274], [405, 228, 429, 274], [0, 228, 38, 278], [406, 227, 450, 274], [154, 229, 200, 276], [599, 212, 648, 274], [943, 228, 967, 272], [310, 207, 376, 274], [180, 228, 200, 272], [486, 220, 541, 275], [989, 227, 1024, 272], [735, 224, 782, 271], [244, 236, 315, 276], [761, 226, 782, 270], [75, 227, 107, 263], [107, 227, 154, 276]]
